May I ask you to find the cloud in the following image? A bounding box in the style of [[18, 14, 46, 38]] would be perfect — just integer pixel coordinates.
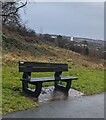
[[20, 2, 104, 40]]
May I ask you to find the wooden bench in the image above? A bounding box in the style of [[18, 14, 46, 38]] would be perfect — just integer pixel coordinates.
[[19, 61, 78, 97]]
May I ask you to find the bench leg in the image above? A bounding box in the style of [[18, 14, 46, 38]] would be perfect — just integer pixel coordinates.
[[54, 80, 72, 94], [22, 80, 28, 92], [22, 81, 42, 97], [33, 82, 42, 97]]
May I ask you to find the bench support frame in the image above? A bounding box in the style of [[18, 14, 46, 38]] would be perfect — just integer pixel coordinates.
[[54, 72, 72, 94], [22, 71, 72, 97], [22, 72, 42, 97]]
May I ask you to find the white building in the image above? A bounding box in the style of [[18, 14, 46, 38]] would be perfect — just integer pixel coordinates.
[[70, 37, 74, 41]]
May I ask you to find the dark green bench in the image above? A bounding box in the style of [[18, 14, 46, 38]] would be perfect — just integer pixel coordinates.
[[19, 61, 78, 97]]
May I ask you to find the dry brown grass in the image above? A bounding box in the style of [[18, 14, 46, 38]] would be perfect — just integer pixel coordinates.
[[2, 26, 104, 70], [2, 42, 104, 70]]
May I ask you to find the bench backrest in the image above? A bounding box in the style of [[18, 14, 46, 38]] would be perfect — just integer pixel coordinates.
[[19, 61, 68, 72]]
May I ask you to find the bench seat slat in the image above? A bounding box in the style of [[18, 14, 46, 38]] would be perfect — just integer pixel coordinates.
[[21, 76, 78, 82], [19, 67, 68, 72]]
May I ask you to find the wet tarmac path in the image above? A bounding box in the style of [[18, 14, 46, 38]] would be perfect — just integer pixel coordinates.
[[3, 93, 104, 118]]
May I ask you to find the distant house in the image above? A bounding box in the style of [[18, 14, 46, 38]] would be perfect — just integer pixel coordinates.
[[50, 35, 57, 39], [81, 44, 87, 47], [74, 44, 80, 47]]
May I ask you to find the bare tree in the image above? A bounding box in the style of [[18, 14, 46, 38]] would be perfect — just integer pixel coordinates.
[[2, 1, 27, 26]]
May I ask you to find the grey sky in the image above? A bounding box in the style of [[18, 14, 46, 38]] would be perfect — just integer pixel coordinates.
[[19, 2, 104, 40]]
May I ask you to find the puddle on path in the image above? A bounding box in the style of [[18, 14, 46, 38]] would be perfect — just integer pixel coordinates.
[[33, 86, 85, 104]]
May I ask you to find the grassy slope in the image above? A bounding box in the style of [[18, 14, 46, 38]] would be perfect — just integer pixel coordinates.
[[2, 33, 104, 115]]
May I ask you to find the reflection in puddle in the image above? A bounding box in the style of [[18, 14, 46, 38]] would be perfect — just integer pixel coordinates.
[[35, 86, 84, 104]]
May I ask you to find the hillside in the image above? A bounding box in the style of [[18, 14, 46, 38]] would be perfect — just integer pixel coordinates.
[[2, 30, 103, 69]]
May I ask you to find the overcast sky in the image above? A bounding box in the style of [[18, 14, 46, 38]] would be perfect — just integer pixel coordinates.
[[19, 2, 104, 40]]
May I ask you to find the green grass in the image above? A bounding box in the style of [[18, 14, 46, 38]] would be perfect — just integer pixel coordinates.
[[69, 67, 104, 95], [2, 63, 38, 115], [2, 62, 104, 115]]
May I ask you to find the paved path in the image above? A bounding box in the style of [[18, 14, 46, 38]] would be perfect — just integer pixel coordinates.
[[3, 93, 104, 118]]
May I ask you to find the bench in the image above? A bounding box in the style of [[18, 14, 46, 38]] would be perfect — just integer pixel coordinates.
[[19, 61, 78, 97]]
